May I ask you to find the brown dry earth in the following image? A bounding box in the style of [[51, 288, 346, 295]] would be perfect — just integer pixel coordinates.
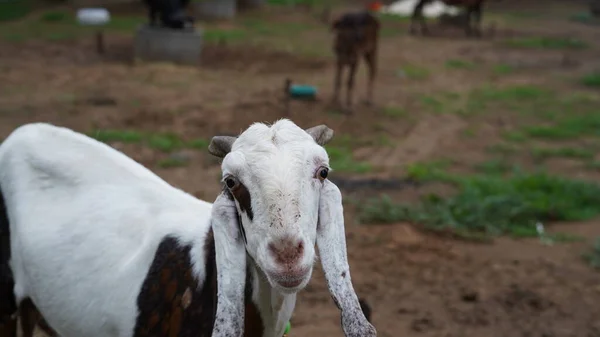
[[2, 0, 600, 336]]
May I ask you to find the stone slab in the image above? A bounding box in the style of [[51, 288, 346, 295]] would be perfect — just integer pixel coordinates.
[[195, 0, 236, 20], [133, 24, 203, 66]]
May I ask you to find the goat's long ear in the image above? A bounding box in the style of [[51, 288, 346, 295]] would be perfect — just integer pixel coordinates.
[[211, 191, 246, 337], [208, 136, 237, 158], [316, 180, 377, 337], [305, 125, 334, 146]]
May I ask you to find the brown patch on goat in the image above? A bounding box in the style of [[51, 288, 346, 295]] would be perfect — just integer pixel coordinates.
[[331, 10, 380, 114], [410, 0, 487, 37], [134, 228, 264, 337], [133, 230, 218, 337]]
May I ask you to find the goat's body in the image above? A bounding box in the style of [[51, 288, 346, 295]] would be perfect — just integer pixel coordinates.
[[332, 10, 380, 114], [0, 124, 293, 337], [410, 0, 485, 37]]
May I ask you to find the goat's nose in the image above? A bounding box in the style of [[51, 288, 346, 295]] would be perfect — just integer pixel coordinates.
[[268, 237, 304, 266]]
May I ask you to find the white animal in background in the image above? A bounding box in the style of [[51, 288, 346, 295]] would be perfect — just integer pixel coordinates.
[[0, 119, 375, 337]]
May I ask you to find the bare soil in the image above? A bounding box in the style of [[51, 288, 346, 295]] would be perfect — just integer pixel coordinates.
[[2, 0, 600, 336]]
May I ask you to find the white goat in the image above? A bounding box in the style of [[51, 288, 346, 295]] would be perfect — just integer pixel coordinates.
[[0, 120, 376, 337]]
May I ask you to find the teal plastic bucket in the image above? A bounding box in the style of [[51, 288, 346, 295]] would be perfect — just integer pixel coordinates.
[[289, 84, 317, 98]]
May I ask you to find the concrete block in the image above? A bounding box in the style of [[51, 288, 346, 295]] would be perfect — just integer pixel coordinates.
[[133, 24, 202, 66], [195, 0, 236, 20]]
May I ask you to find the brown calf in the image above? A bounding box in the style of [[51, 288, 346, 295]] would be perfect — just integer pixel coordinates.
[[331, 10, 380, 114], [410, 0, 487, 37]]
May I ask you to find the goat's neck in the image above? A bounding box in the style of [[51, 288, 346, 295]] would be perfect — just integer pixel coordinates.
[[247, 258, 296, 337]]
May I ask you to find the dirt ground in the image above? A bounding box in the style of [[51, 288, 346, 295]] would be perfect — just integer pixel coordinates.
[[2, 0, 600, 336]]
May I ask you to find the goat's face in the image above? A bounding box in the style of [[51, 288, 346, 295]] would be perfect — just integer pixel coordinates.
[[208, 119, 334, 294]]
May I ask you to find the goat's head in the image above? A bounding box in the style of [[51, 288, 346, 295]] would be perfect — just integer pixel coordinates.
[[208, 119, 333, 294]]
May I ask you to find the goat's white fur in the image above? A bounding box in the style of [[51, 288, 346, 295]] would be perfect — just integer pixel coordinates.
[[0, 120, 375, 337]]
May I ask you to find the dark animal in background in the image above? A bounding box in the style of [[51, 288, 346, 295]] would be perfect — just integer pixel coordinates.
[[410, 0, 487, 37], [331, 10, 380, 114], [143, 0, 194, 29]]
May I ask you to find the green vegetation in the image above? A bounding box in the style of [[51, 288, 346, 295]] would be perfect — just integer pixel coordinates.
[[492, 64, 514, 75], [325, 142, 372, 174], [157, 157, 189, 168], [0, 9, 147, 42], [445, 59, 476, 70], [583, 237, 600, 270], [381, 106, 408, 118], [89, 129, 210, 153], [581, 71, 600, 88], [531, 147, 595, 161], [400, 64, 430, 80], [504, 37, 589, 50], [359, 169, 600, 239], [0, 0, 30, 22], [474, 159, 513, 175], [89, 130, 144, 143]]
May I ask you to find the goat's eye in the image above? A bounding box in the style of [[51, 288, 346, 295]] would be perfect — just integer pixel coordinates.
[[225, 177, 239, 189], [316, 167, 329, 181]]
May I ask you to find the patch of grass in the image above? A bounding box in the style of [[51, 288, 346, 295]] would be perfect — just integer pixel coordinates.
[[399, 64, 430, 80], [381, 106, 408, 118], [39, 11, 68, 22], [583, 237, 600, 270], [502, 130, 528, 143], [359, 171, 600, 238], [157, 157, 189, 168], [445, 59, 476, 70], [492, 64, 514, 75], [89, 129, 144, 143], [325, 145, 371, 174], [486, 143, 519, 155], [0, 11, 147, 42], [405, 159, 454, 182], [203, 28, 247, 43], [0, 0, 30, 22], [461, 127, 476, 138], [474, 159, 513, 175], [531, 147, 595, 161], [462, 84, 553, 116], [546, 232, 585, 243], [581, 71, 600, 88], [504, 36, 588, 50], [420, 95, 444, 113], [90, 129, 211, 153], [147, 133, 185, 152], [187, 138, 210, 150]]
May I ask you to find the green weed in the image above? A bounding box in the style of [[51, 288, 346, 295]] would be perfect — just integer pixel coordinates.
[[581, 72, 600, 88], [89, 129, 144, 143], [583, 237, 600, 270], [325, 145, 371, 174], [157, 157, 189, 168], [399, 64, 430, 80], [474, 159, 513, 175], [492, 64, 514, 75], [381, 106, 408, 118], [531, 147, 595, 161], [147, 133, 184, 152], [405, 160, 454, 182], [445, 59, 476, 70], [359, 171, 600, 238], [504, 37, 588, 50]]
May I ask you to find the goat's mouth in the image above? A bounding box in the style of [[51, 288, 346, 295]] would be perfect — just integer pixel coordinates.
[[266, 268, 312, 293]]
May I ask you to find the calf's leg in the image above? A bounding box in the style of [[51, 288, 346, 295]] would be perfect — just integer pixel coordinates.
[[363, 50, 377, 106]]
